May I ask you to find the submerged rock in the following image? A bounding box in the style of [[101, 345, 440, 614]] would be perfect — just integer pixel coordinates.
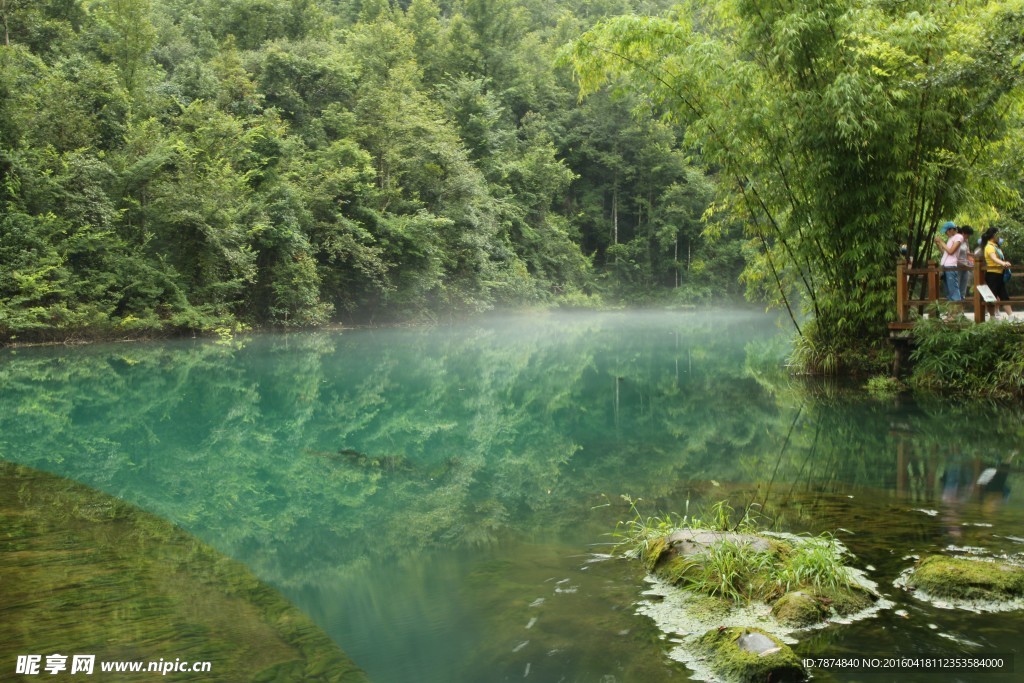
[[907, 555, 1024, 602], [0, 462, 368, 683], [695, 627, 806, 682]]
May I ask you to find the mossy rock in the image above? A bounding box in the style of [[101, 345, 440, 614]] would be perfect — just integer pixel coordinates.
[[771, 591, 825, 627], [646, 530, 790, 589], [695, 627, 806, 683], [640, 535, 668, 571], [819, 583, 876, 616], [908, 555, 1024, 601], [640, 530, 786, 577]]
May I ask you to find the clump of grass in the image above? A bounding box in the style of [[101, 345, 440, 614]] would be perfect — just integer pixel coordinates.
[[613, 495, 687, 569], [613, 497, 762, 569], [772, 533, 852, 593], [615, 498, 860, 612], [664, 538, 779, 604]]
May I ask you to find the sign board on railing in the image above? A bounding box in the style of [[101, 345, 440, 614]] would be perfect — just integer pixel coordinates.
[[976, 284, 997, 303]]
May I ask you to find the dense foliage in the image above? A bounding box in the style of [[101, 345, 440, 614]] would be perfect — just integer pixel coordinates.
[[0, 0, 747, 342], [568, 0, 1024, 372], [910, 315, 1024, 396], [3, 0, 1023, 369]]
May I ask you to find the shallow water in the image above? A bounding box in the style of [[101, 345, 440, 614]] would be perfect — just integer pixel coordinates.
[[0, 462, 366, 682], [1, 310, 1022, 682]]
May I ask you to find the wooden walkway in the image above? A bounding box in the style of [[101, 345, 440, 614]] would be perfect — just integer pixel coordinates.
[[894, 261, 1021, 330]]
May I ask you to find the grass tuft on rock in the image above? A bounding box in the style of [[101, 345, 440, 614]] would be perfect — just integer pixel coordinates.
[[615, 498, 871, 623]]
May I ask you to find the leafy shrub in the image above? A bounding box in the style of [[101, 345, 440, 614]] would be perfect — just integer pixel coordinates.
[[910, 316, 1024, 397]]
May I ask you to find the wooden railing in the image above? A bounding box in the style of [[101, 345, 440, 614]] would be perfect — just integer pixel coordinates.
[[896, 260, 1017, 324]]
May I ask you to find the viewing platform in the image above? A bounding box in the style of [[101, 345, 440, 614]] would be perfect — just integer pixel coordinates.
[[892, 261, 1022, 332]]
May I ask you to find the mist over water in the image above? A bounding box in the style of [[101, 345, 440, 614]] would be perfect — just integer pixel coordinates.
[[2, 310, 1022, 682]]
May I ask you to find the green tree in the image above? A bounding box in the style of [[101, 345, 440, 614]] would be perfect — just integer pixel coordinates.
[[568, 0, 1024, 371], [95, 0, 157, 93], [0, 0, 84, 54]]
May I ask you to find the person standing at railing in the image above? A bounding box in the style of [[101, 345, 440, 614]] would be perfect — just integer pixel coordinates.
[[981, 227, 1013, 320], [996, 237, 1013, 316], [957, 226, 975, 297], [934, 221, 964, 308]]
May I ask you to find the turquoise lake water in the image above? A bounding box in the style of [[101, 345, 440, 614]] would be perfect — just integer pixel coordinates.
[[1, 310, 1022, 682]]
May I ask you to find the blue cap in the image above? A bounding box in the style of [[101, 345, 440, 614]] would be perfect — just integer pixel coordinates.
[[942, 221, 957, 232]]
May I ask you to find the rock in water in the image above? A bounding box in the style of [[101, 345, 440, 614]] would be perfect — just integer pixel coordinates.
[[736, 631, 777, 654], [771, 591, 826, 627], [695, 627, 807, 683], [908, 555, 1024, 601]]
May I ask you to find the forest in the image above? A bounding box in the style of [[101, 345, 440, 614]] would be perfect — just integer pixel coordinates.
[[0, 0, 742, 342], [1, 0, 1023, 370]]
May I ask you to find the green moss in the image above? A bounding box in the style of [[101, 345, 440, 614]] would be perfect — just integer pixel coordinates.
[[771, 591, 825, 627], [767, 538, 795, 557], [909, 555, 1024, 600], [641, 536, 668, 571], [688, 593, 733, 619], [695, 627, 806, 683], [820, 583, 875, 615], [656, 555, 695, 584]]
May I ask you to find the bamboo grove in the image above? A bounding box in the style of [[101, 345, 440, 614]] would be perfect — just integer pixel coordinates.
[[568, 0, 1024, 371]]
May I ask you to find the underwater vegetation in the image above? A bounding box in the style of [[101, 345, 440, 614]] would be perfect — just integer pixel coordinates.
[[0, 462, 367, 683]]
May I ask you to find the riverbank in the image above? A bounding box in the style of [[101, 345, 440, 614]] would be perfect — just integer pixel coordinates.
[[0, 301, 718, 350]]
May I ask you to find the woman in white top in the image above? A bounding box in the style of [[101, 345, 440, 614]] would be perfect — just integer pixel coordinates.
[[933, 221, 964, 304], [957, 226, 974, 297]]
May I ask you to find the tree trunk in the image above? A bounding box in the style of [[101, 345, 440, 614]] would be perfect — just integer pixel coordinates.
[[612, 180, 618, 246]]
